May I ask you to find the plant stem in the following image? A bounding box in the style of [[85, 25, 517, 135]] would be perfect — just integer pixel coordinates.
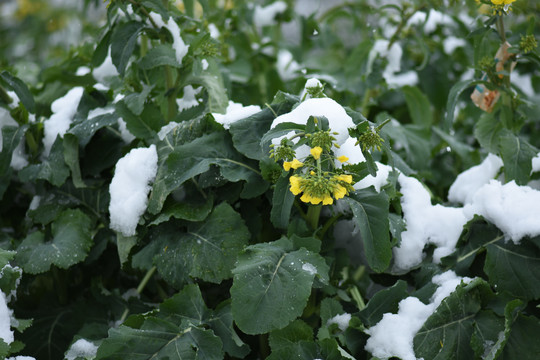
[[119, 266, 157, 324], [306, 204, 322, 230], [497, 15, 506, 44]]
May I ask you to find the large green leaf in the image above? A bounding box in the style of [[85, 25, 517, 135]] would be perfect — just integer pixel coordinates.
[[115, 100, 159, 142], [138, 45, 181, 70], [0, 71, 35, 113], [474, 112, 503, 154], [359, 280, 409, 327], [18, 136, 70, 187], [16, 209, 93, 274], [413, 278, 492, 359], [484, 237, 540, 300], [157, 285, 250, 358], [228, 96, 296, 160], [68, 113, 118, 146], [148, 131, 265, 214], [231, 237, 329, 334], [63, 134, 85, 188], [499, 130, 537, 185], [444, 79, 485, 130], [110, 21, 144, 76], [344, 189, 391, 273], [267, 320, 317, 360], [152, 202, 249, 286], [271, 174, 295, 229], [96, 324, 223, 360], [402, 85, 432, 128]]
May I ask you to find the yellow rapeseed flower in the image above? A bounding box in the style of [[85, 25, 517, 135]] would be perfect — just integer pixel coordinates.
[[337, 155, 349, 163], [491, 0, 515, 4], [283, 159, 304, 171], [289, 175, 302, 195], [310, 146, 323, 160], [333, 185, 348, 200], [337, 174, 353, 184]]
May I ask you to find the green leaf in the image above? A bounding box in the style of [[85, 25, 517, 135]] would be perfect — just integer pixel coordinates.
[[229, 100, 296, 161], [271, 174, 295, 229], [149, 193, 213, 225], [0, 125, 27, 199], [16, 209, 93, 274], [432, 126, 475, 167], [138, 45, 181, 70], [198, 59, 229, 114], [484, 237, 540, 300], [231, 238, 329, 334], [148, 132, 264, 214], [381, 122, 431, 170], [444, 79, 485, 130], [115, 100, 158, 142], [96, 325, 223, 360], [473, 112, 503, 153], [499, 130, 538, 185], [153, 202, 250, 286], [63, 134, 85, 188], [19, 136, 70, 186], [208, 302, 251, 358], [124, 85, 154, 116], [402, 86, 432, 127], [267, 319, 317, 360], [110, 21, 144, 76], [68, 113, 118, 146], [0, 71, 35, 113], [359, 280, 409, 327], [117, 234, 137, 267], [500, 312, 540, 359], [344, 189, 391, 273]]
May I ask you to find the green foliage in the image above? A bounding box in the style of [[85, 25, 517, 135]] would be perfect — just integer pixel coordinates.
[[1, 0, 540, 359]]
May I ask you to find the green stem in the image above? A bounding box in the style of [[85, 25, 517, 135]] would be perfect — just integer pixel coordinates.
[[164, 66, 176, 122], [318, 213, 341, 239], [119, 266, 157, 324], [306, 204, 322, 230], [497, 15, 506, 44]]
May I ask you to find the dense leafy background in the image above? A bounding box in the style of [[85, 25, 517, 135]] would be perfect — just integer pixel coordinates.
[[0, 0, 539, 359]]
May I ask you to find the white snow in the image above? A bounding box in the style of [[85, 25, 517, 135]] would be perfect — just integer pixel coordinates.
[[354, 162, 393, 192], [532, 153, 540, 173], [176, 85, 201, 112], [92, 47, 119, 84], [158, 122, 179, 140], [271, 97, 354, 146], [277, 49, 302, 81], [365, 271, 471, 360], [0, 291, 13, 344], [117, 119, 136, 143], [65, 338, 98, 360], [212, 101, 261, 130], [408, 10, 454, 33], [512, 72, 535, 98], [201, 59, 209, 70], [253, 1, 287, 29], [327, 313, 351, 332], [393, 174, 468, 270], [448, 153, 503, 204], [208, 23, 220, 39], [463, 180, 540, 243], [302, 263, 317, 275], [443, 36, 466, 54], [149, 12, 189, 65], [43, 87, 84, 156], [305, 78, 322, 89], [109, 145, 158, 236], [367, 40, 417, 88], [7, 357, 36, 360], [334, 137, 365, 167]]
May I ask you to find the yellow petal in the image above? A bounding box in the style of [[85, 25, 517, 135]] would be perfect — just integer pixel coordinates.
[[337, 155, 349, 163], [322, 195, 333, 205], [283, 161, 292, 171], [333, 185, 347, 200], [290, 159, 304, 169], [289, 176, 302, 195], [310, 146, 323, 160], [337, 174, 353, 184]]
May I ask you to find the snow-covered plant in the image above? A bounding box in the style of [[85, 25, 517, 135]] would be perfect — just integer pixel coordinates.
[[0, 0, 539, 359]]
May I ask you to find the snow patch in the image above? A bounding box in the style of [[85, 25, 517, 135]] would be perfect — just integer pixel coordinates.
[[327, 313, 351, 332], [302, 263, 317, 275], [253, 1, 287, 29], [149, 12, 189, 65], [65, 338, 99, 360], [109, 145, 158, 236], [365, 271, 471, 360], [212, 101, 261, 130]]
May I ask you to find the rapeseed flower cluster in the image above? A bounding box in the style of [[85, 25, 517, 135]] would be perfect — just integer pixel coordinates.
[[489, 0, 516, 14], [275, 129, 356, 205]]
